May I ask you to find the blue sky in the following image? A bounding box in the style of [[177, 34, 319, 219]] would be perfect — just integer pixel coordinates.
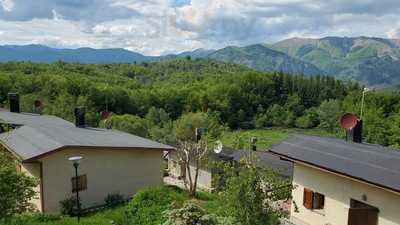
[[1, 0, 400, 55]]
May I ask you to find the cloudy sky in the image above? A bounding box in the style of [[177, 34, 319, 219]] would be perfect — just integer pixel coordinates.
[[1, 0, 400, 55]]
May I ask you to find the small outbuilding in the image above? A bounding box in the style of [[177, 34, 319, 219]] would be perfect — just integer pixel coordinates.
[[0, 95, 174, 213]]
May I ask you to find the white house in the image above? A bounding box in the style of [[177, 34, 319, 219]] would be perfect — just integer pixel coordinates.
[[270, 134, 400, 225], [0, 96, 174, 213]]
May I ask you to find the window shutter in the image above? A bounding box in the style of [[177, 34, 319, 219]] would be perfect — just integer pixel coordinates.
[[72, 175, 87, 193], [303, 188, 314, 209]]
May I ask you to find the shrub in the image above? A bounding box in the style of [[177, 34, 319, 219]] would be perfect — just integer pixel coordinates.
[[0, 151, 38, 219], [125, 186, 186, 225], [163, 202, 240, 225], [163, 201, 217, 225], [59, 196, 79, 216], [104, 193, 125, 207]]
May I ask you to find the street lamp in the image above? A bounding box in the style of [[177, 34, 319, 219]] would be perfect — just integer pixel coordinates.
[[360, 87, 371, 120], [68, 156, 82, 223]]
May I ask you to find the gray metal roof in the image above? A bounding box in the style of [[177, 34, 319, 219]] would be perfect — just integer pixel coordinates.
[[0, 112, 174, 161], [270, 134, 400, 193], [0, 111, 73, 127], [211, 147, 293, 177]]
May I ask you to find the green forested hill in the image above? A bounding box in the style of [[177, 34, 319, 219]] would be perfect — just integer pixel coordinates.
[[208, 44, 323, 76], [2, 37, 400, 86], [0, 59, 400, 147], [271, 37, 400, 86]]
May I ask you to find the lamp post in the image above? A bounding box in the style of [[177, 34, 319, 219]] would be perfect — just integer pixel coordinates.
[[68, 156, 82, 223], [360, 87, 371, 120]]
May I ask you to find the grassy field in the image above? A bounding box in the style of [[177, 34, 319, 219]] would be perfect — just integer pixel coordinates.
[[221, 128, 340, 150]]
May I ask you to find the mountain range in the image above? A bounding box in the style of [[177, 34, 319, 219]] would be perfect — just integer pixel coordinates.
[[1, 36, 400, 86]]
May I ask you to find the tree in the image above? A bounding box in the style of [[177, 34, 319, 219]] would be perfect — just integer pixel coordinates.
[[386, 111, 400, 148], [0, 149, 37, 219], [173, 113, 223, 196], [265, 104, 287, 127], [216, 163, 287, 225], [99, 114, 149, 137], [317, 99, 342, 132], [295, 107, 319, 129], [176, 140, 208, 197]]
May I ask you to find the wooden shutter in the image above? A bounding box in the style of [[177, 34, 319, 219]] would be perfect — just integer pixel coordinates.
[[303, 188, 314, 209], [313, 192, 325, 209], [72, 175, 87, 193], [348, 208, 378, 225]]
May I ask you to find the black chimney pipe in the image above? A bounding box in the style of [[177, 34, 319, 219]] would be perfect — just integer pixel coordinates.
[[346, 120, 363, 143], [8, 93, 20, 113], [74, 107, 86, 128]]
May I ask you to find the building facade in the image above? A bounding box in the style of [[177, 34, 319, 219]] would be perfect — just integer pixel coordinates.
[[0, 101, 173, 213], [271, 134, 400, 225]]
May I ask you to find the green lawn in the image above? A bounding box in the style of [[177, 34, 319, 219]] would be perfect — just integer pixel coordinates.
[[3, 206, 127, 225], [3, 186, 218, 225], [220, 128, 340, 150]]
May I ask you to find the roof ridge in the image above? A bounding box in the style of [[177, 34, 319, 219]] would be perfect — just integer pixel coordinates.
[[291, 134, 400, 157]]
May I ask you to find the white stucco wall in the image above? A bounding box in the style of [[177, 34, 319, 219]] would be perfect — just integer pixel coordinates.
[[291, 163, 400, 225], [39, 147, 164, 213], [168, 153, 212, 190]]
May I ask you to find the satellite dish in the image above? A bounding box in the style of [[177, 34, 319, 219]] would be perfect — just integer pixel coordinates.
[[214, 140, 223, 154], [340, 113, 358, 130]]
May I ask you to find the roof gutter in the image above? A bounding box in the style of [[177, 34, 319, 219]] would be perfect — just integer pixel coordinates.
[[23, 145, 175, 163]]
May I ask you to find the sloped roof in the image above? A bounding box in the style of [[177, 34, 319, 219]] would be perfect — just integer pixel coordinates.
[[209, 147, 293, 177], [0, 111, 174, 161], [0, 111, 73, 127], [270, 134, 400, 193]]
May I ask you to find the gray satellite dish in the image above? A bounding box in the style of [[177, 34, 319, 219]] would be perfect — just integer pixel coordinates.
[[214, 140, 223, 154]]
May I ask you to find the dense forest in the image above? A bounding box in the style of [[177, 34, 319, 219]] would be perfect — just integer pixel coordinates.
[[0, 58, 399, 148]]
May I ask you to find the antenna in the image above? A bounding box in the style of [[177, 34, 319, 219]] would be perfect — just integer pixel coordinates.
[[214, 140, 223, 154], [340, 113, 358, 130]]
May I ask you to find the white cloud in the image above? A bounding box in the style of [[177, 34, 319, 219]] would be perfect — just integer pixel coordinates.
[[1, 0, 400, 55], [0, 0, 14, 11]]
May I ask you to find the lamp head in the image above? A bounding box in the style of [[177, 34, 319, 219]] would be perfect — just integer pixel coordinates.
[[68, 156, 82, 166]]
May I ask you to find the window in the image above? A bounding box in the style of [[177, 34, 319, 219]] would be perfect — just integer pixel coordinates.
[[71, 175, 87, 193], [303, 188, 325, 210]]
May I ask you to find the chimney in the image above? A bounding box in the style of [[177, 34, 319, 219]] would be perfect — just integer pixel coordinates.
[[8, 93, 20, 113], [346, 120, 362, 143], [74, 107, 86, 128]]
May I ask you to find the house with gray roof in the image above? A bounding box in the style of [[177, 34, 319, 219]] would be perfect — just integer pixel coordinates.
[[0, 94, 174, 213], [270, 134, 400, 225], [168, 145, 293, 191]]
